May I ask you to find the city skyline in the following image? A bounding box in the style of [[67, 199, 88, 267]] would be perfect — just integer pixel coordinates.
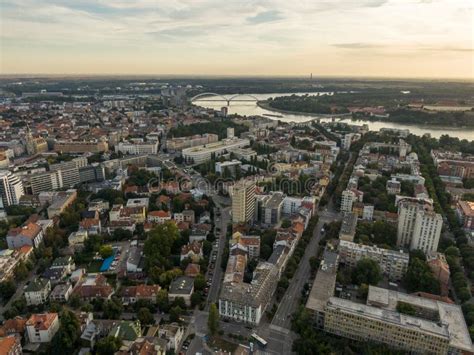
[[1, 0, 473, 79]]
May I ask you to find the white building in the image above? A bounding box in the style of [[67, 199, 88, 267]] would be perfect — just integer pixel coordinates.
[[338, 240, 409, 281], [231, 179, 256, 223], [25, 278, 51, 306], [341, 189, 357, 214], [115, 141, 159, 155], [412, 210, 443, 254], [182, 137, 250, 165], [397, 198, 442, 253], [0, 170, 24, 207], [26, 313, 60, 343]]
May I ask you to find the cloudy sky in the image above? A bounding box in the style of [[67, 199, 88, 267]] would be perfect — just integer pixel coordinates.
[[1, 0, 473, 78]]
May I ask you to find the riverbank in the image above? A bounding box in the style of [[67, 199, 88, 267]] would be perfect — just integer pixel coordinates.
[[257, 100, 474, 130], [257, 100, 350, 118]]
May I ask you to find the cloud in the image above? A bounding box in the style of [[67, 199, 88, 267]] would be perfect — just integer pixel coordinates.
[[247, 10, 284, 24], [0, 0, 472, 78]]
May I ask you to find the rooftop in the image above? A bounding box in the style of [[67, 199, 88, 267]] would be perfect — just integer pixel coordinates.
[[169, 276, 194, 295]]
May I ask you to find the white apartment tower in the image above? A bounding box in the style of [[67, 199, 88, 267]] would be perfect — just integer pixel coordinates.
[[411, 210, 443, 254], [232, 180, 256, 223], [0, 171, 25, 207], [341, 189, 356, 213], [397, 198, 442, 253]]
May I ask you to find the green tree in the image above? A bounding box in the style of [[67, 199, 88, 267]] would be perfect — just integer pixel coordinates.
[[102, 298, 123, 319], [0, 280, 16, 302], [95, 336, 122, 355], [352, 258, 382, 286], [404, 257, 440, 294], [169, 305, 183, 322], [137, 307, 154, 325], [144, 222, 180, 269], [208, 303, 219, 336], [194, 274, 206, 291], [99, 245, 114, 259], [51, 310, 81, 353], [156, 289, 169, 312], [191, 292, 203, 307], [14, 262, 29, 281]]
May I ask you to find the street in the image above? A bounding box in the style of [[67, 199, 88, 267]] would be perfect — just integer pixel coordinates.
[[256, 211, 339, 355]]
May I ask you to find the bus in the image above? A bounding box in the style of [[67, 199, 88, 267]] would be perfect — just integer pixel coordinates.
[[251, 333, 268, 348]]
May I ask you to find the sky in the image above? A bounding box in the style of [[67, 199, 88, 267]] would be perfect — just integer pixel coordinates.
[[0, 0, 473, 78]]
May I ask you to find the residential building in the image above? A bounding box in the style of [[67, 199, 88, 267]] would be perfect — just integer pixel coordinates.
[[158, 323, 184, 351], [47, 190, 77, 218], [173, 210, 193, 224], [231, 179, 256, 223], [386, 178, 401, 195], [262, 192, 284, 226], [338, 240, 409, 281], [341, 189, 357, 213], [456, 200, 474, 231], [215, 160, 242, 176], [168, 277, 194, 307], [29, 170, 63, 194], [427, 252, 451, 297], [339, 213, 358, 242], [411, 210, 443, 254], [26, 313, 60, 343], [50, 283, 73, 302], [180, 241, 203, 262], [182, 137, 250, 164], [73, 274, 114, 301], [323, 287, 472, 355], [231, 232, 260, 259], [25, 278, 51, 305], [116, 141, 159, 155], [219, 262, 278, 325], [397, 198, 442, 253], [7, 222, 44, 249], [121, 284, 161, 305], [0, 171, 24, 207], [166, 133, 218, 151], [0, 336, 22, 355], [54, 140, 108, 154], [148, 210, 171, 224]]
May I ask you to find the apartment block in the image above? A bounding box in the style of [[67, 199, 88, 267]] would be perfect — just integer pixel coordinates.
[[338, 240, 409, 281], [0, 170, 24, 207], [397, 198, 442, 253], [54, 140, 108, 154], [182, 137, 250, 164], [231, 179, 256, 223]]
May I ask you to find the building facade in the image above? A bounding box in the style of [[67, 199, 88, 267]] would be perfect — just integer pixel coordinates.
[[232, 180, 256, 223]]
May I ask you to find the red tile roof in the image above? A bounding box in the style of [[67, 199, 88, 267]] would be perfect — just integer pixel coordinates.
[[26, 313, 58, 331]]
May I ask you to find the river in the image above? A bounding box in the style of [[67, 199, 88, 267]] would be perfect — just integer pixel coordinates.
[[193, 92, 474, 140]]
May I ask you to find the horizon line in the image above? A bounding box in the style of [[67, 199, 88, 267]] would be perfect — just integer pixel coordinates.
[[1, 73, 473, 82]]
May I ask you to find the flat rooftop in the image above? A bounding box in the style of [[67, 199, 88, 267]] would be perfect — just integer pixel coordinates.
[[306, 250, 338, 313], [367, 286, 472, 352]]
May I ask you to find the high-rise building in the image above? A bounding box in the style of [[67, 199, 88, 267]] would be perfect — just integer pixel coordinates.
[[0, 171, 25, 207], [397, 198, 442, 253], [341, 189, 356, 213], [412, 210, 443, 254], [29, 171, 63, 194], [231, 180, 256, 223]]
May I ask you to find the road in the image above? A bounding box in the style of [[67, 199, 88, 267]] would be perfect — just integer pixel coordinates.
[[255, 210, 339, 355], [206, 206, 231, 308], [0, 266, 39, 321]]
